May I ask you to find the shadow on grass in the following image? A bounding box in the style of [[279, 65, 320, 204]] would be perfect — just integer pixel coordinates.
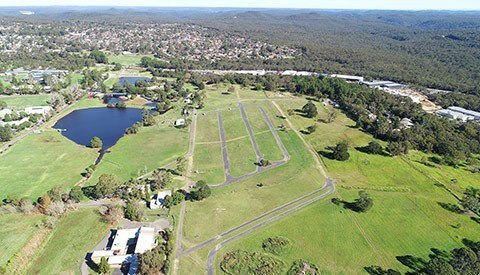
[[437, 202, 465, 214], [355, 146, 390, 157], [395, 255, 427, 272], [331, 198, 363, 212], [364, 265, 400, 275]]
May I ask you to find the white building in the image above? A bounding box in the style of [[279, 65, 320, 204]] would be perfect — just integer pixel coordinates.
[[150, 190, 172, 209], [25, 106, 52, 116], [174, 118, 186, 127], [437, 109, 474, 122], [330, 74, 364, 82], [91, 227, 157, 272]]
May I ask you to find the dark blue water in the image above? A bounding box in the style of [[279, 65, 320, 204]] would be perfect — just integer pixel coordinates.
[[53, 107, 143, 149], [119, 77, 151, 87]]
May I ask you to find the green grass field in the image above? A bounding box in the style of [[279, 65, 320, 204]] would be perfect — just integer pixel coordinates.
[[226, 138, 258, 177], [0, 213, 44, 267], [27, 209, 109, 275], [90, 125, 189, 183], [107, 53, 153, 66], [193, 143, 226, 184], [196, 112, 220, 143], [244, 105, 285, 161], [182, 128, 325, 248], [221, 108, 249, 140], [0, 130, 97, 199], [208, 97, 480, 274], [0, 94, 50, 109]]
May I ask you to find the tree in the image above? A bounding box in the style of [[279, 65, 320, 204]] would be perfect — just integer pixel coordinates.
[[69, 186, 83, 203], [0, 100, 6, 109], [0, 126, 12, 142], [332, 140, 350, 161], [306, 125, 317, 134], [365, 141, 383, 155], [89, 50, 108, 64], [190, 180, 211, 201], [227, 85, 236, 94], [175, 157, 187, 176], [151, 170, 172, 191], [99, 205, 123, 224], [37, 194, 52, 214], [302, 101, 318, 118], [90, 136, 103, 148], [94, 174, 119, 199], [259, 159, 271, 167], [171, 191, 185, 205], [326, 109, 338, 123], [124, 201, 144, 221], [354, 191, 373, 212], [137, 246, 166, 275], [97, 256, 110, 274]]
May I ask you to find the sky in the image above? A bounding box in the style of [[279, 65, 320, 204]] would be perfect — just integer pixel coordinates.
[[2, 0, 480, 10]]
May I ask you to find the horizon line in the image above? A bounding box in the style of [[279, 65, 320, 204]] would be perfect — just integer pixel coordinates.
[[1, 5, 480, 12]]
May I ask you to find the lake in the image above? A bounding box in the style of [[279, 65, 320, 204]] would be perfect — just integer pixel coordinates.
[[53, 107, 143, 150], [119, 77, 151, 87]]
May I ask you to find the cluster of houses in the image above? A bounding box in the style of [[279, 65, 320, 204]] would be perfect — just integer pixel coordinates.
[[437, 106, 480, 122]]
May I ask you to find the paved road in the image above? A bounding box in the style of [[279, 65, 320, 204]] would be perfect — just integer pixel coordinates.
[[182, 179, 332, 256], [217, 111, 233, 183], [209, 105, 290, 188], [206, 178, 335, 275], [173, 110, 197, 275], [238, 102, 262, 164]]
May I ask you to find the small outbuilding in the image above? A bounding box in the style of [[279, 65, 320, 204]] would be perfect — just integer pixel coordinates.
[[174, 118, 186, 127]]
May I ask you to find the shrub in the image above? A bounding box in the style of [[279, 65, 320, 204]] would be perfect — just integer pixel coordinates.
[[287, 259, 319, 275], [90, 136, 103, 148], [262, 236, 291, 255], [365, 141, 383, 155], [220, 250, 285, 275]]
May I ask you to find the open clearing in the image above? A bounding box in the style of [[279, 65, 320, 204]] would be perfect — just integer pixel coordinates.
[[0, 94, 50, 109], [107, 53, 153, 66], [0, 213, 44, 267], [193, 143, 225, 184], [208, 97, 480, 274], [27, 209, 109, 275], [0, 130, 97, 199], [90, 122, 189, 183]]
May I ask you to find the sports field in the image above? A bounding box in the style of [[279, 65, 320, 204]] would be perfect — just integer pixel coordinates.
[[0, 94, 50, 109]]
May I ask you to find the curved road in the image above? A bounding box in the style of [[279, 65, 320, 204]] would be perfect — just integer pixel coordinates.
[[207, 178, 335, 275], [174, 100, 335, 275]]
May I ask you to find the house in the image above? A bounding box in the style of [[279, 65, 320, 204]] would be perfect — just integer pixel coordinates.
[[25, 106, 52, 116], [174, 118, 186, 126], [149, 190, 172, 209], [91, 227, 156, 272]]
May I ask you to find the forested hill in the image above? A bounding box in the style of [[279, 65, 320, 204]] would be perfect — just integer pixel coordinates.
[[194, 10, 480, 92], [1, 8, 479, 92]]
